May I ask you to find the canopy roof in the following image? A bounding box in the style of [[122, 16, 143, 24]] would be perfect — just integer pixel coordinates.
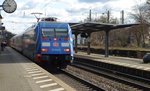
[[69, 22, 139, 33]]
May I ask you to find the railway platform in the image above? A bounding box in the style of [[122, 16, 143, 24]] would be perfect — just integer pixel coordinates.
[[75, 51, 150, 72], [0, 47, 75, 91]]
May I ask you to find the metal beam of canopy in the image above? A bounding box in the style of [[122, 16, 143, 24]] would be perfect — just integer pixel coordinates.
[[70, 22, 139, 57]]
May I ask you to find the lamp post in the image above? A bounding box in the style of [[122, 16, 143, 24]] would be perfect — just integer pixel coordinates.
[[0, 9, 3, 53], [0, 9, 3, 25], [0, 14, 2, 20], [102, 10, 110, 23]]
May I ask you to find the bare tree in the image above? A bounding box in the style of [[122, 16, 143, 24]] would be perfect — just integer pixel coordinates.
[[89, 10, 119, 46], [129, 1, 150, 47], [91, 31, 105, 46]]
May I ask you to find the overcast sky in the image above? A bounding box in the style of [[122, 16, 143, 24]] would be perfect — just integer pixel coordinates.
[[0, 0, 146, 34]]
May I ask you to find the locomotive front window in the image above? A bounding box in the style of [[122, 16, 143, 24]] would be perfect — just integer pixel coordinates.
[[55, 28, 68, 37], [42, 29, 55, 37]]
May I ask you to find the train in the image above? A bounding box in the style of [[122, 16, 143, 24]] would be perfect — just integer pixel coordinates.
[[10, 17, 74, 69]]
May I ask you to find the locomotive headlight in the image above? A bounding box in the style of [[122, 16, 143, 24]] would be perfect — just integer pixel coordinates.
[[41, 48, 48, 52], [64, 48, 70, 52], [42, 42, 50, 46]]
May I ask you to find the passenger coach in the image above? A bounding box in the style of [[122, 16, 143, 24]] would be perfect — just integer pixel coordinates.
[[10, 18, 74, 68]]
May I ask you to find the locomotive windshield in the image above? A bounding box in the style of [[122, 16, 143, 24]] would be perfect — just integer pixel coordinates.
[[42, 28, 68, 37], [42, 29, 55, 37], [55, 28, 68, 37]]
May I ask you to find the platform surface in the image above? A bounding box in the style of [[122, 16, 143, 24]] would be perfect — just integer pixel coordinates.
[[0, 47, 76, 91], [75, 52, 150, 71]]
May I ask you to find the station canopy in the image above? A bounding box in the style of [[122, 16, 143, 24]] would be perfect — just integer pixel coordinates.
[[69, 22, 139, 57], [69, 22, 139, 33]]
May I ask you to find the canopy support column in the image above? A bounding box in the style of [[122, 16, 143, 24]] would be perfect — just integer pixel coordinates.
[[74, 32, 78, 53], [87, 33, 91, 55], [105, 30, 110, 57]]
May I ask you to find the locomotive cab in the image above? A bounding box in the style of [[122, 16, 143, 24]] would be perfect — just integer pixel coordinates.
[[35, 21, 73, 68]]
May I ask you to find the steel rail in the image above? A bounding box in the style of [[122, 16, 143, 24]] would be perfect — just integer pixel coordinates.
[[72, 61, 150, 91], [61, 69, 105, 91]]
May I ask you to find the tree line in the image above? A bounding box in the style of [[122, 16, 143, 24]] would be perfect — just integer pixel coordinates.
[[82, 0, 150, 48]]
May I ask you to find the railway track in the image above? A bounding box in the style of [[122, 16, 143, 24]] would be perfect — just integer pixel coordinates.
[[37, 58, 149, 91], [73, 59, 150, 91], [60, 69, 105, 91], [43, 65, 141, 91], [40, 63, 104, 91]]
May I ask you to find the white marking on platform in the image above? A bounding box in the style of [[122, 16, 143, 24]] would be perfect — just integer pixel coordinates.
[[49, 88, 65, 91], [28, 71, 42, 74], [33, 76, 48, 79], [31, 73, 45, 76], [40, 83, 57, 88], [33, 67, 37, 69], [27, 69, 39, 72], [36, 79, 52, 83], [26, 70, 33, 72]]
